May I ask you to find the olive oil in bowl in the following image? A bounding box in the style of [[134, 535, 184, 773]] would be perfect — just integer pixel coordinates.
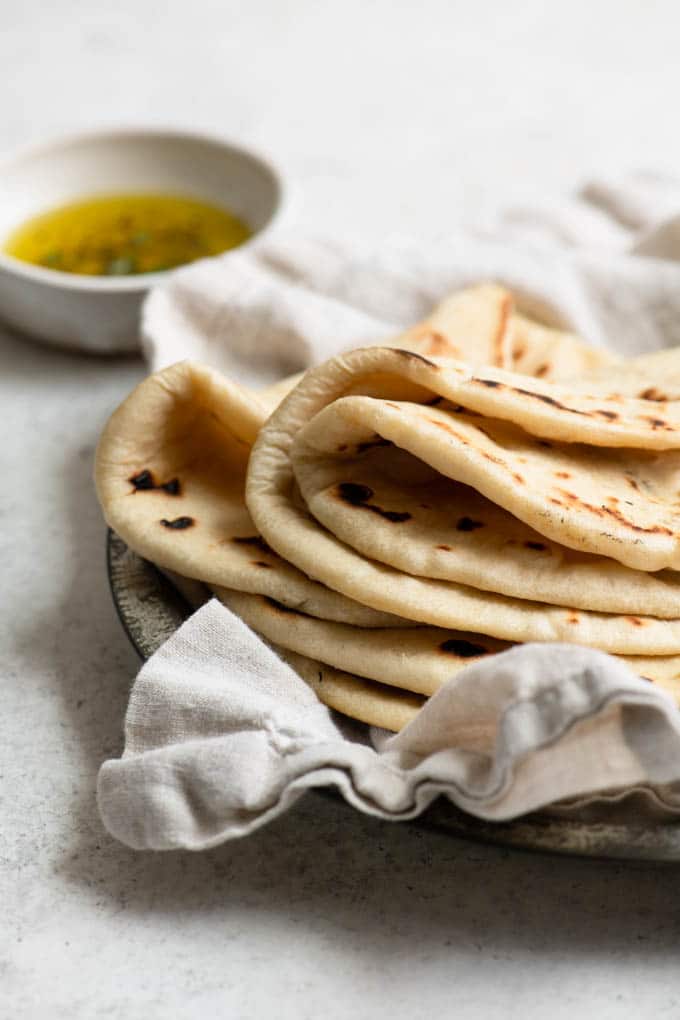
[[3, 193, 251, 276]]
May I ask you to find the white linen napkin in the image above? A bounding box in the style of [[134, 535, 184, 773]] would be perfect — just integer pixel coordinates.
[[98, 174, 680, 850], [98, 600, 680, 850]]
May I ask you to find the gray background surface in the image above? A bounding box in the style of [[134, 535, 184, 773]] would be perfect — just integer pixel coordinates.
[[2, 2, 680, 1016]]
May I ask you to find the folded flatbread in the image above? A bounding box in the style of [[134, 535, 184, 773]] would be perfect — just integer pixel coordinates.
[[246, 346, 680, 649]]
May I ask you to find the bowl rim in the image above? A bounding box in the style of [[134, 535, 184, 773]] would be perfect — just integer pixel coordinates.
[[0, 125, 284, 293]]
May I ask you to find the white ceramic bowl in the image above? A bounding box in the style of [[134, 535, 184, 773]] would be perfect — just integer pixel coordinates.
[[0, 129, 283, 353]]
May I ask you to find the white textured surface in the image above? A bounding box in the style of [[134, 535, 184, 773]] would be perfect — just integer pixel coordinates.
[[3, 2, 680, 1016]]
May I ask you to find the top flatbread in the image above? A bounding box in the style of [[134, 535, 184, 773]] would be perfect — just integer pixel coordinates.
[[248, 345, 680, 573]]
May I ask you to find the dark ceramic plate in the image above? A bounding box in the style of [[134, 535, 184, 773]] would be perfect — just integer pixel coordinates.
[[107, 530, 680, 862]]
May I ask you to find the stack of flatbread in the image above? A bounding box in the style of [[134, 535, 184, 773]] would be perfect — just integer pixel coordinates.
[[96, 285, 680, 732]]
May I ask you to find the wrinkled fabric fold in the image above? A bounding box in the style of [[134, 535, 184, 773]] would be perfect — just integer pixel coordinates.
[[98, 601, 680, 850]]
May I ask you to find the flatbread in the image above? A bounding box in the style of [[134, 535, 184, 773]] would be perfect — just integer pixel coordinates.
[[287, 644, 680, 729], [280, 649, 424, 732], [294, 392, 680, 571], [95, 360, 411, 628], [215, 586, 508, 696], [158, 566, 425, 731], [389, 283, 616, 379], [216, 587, 680, 707], [248, 345, 680, 580], [508, 311, 615, 380], [246, 347, 680, 649], [394, 283, 514, 366], [569, 346, 680, 399], [291, 437, 680, 617]]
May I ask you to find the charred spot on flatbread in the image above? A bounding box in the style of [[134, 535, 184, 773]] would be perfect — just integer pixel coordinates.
[[420, 332, 457, 358], [639, 388, 667, 402], [641, 415, 674, 431], [160, 516, 194, 530], [129, 469, 155, 490], [129, 469, 181, 495], [554, 487, 675, 537], [336, 482, 412, 523], [455, 516, 485, 532]]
